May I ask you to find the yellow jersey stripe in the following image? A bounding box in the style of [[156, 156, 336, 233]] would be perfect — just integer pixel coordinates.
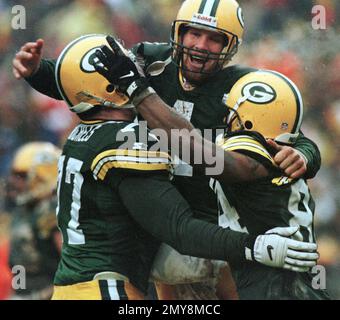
[[222, 141, 271, 156], [221, 136, 272, 156], [91, 149, 171, 171], [221, 135, 274, 163], [93, 154, 170, 176], [224, 145, 274, 163], [96, 161, 170, 180], [80, 120, 105, 125], [221, 136, 264, 148]]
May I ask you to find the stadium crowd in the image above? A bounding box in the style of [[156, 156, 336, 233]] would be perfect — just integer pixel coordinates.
[[0, 0, 339, 299]]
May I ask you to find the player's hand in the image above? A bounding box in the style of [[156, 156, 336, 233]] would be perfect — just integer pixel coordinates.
[[267, 139, 307, 179], [246, 226, 319, 272], [12, 39, 44, 79], [93, 35, 151, 104]]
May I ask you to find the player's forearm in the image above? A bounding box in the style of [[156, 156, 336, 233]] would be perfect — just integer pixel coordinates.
[[118, 174, 253, 266], [137, 93, 194, 133], [216, 148, 268, 183], [136, 94, 268, 181], [25, 58, 62, 100], [294, 132, 321, 179]]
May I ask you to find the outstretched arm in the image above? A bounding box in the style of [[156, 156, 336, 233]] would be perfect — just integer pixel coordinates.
[[13, 39, 61, 99], [13, 39, 44, 79], [117, 174, 318, 272]]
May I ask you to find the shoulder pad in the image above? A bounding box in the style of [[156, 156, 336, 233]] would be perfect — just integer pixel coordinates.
[[220, 130, 276, 168], [90, 122, 172, 181]]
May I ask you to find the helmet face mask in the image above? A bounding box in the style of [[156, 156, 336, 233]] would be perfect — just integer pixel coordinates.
[[171, 0, 244, 78], [8, 142, 61, 205], [55, 34, 132, 114], [224, 70, 304, 144]]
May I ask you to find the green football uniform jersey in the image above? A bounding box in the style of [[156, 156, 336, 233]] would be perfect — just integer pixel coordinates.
[[212, 131, 329, 299], [54, 120, 168, 291]]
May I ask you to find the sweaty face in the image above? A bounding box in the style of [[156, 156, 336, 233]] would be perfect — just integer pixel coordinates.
[[181, 27, 225, 85]]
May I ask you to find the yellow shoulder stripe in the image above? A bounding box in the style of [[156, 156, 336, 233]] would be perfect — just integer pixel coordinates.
[[91, 149, 171, 180], [221, 136, 274, 164]]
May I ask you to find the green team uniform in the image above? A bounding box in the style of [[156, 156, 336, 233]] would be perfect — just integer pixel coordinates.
[[26, 42, 321, 225], [9, 197, 59, 296], [213, 131, 329, 300], [53, 119, 255, 294]]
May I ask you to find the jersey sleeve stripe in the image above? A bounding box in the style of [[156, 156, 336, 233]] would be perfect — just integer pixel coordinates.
[[220, 136, 274, 163], [224, 145, 274, 164], [91, 149, 171, 180], [91, 149, 171, 171], [96, 162, 170, 180]]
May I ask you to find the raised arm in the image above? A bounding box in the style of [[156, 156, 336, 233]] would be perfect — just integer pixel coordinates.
[[12, 39, 61, 99]]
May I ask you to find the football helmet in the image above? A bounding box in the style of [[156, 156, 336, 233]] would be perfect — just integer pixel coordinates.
[[225, 70, 304, 143], [171, 0, 244, 74], [9, 142, 61, 205], [55, 34, 131, 113]]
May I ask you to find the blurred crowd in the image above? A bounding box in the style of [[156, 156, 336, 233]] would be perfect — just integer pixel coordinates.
[[0, 0, 339, 299]]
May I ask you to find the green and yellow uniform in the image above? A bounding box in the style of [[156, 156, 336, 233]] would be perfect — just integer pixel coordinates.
[[214, 131, 329, 300]]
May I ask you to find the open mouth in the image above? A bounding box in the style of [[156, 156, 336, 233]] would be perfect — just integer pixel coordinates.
[[189, 54, 207, 67]]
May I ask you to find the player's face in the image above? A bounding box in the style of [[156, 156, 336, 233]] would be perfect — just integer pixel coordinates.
[[181, 27, 225, 84], [6, 171, 28, 202]]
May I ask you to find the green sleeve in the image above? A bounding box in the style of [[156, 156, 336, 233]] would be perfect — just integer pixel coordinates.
[[294, 132, 321, 179], [25, 59, 62, 100], [117, 174, 254, 266]]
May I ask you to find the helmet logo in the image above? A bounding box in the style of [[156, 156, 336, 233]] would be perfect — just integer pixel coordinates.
[[241, 82, 276, 104], [80, 47, 101, 73]]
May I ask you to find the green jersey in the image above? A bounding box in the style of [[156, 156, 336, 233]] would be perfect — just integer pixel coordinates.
[[54, 120, 167, 290], [54, 120, 253, 293], [214, 131, 316, 240], [213, 131, 329, 299]]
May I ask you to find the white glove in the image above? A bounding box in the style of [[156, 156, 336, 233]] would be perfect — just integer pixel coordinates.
[[246, 226, 319, 272]]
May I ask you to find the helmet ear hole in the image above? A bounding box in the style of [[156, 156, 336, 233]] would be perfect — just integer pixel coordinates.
[[244, 121, 253, 130], [106, 84, 115, 93]]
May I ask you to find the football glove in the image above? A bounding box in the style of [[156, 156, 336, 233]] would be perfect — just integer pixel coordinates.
[[245, 226, 319, 272], [93, 35, 154, 105]]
